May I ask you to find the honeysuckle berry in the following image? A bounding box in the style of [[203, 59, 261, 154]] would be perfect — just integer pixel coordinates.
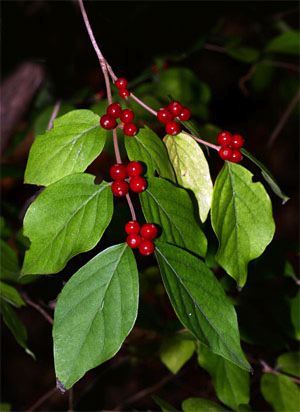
[[129, 176, 147, 193], [100, 114, 117, 130], [123, 123, 138, 136], [119, 88, 130, 99], [157, 108, 173, 124], [109, 163, 127, 180], [126, 234, 141, 249], [140, 223, 158, 240], [127, 161, 143, 177], [111, 180, 129, 197], [231, 134, 245, 149], [217, 131, 232, 146], [178, 107, 191, 121], [115, 77, 128, 89], [107, 102, 122, 118], [120, 109, 135, 123], [168, 101, 183, 116], [219, 146, 233, 161], [139, 239, 155, 256], [230, 149, 243, 163], [165, 121, 181, 136], [125, 220, 140, 235]]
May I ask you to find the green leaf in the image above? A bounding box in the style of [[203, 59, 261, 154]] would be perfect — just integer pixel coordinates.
[[211, 163, 275, 287], [261, 373, 300, 412], [153, 396, 180, 412], [241, 148, 289, 204], [160, 334, 195, 374], [198, 344, 250, 411], [140, 177, 207, 257], [155, 242, 250, 371], [265, 31, 300, 55], [277, 352, 300, 378], [226, 46, 260, 63], [164, 132, 213, 222], [53, 243, 139, 389], [0, 300, 34, 357], [125, 126, 175, 181], [22, 174, 113, 275], [290, 291, 300, 340], [25, 110, 106, 186], [34, 103, 75, 136], [0, 240, 20, 282], [182, 397, 228, 412], [0, 281, 25, 307]]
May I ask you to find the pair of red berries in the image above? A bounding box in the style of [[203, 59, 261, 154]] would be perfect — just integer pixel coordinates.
[[125, 220, 158, 256], [100, 102, 138, 137], [110, 161, 147, 197], [217, 131, 245, 163], [157, 101, 191, 136], [115, 77, 130, 99]]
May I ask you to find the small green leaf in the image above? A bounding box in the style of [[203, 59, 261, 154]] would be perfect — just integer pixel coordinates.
[[164, 132, 213, 222], [0, 282, 25, 307], [182, 397, 228, 412], [53, 244, 139, 389], [277, 352, 300, 378], [261, 373, 300, 412], [226, 46, 260, 63], [140, 177, 207, 257], [155, 242, 250, 371], [153, 395, 180, 412], [22, 174, 113, 275], [211, 163, 275, 287], [198, 344, 250, 410], [265, 31, 300, 55], [25, 110, 106, 186], [0, 240, 20, 282], [160, 334, 195, 374], [125, 126, 175, 181], [290, 291, 300, 340], [0, 300, 34, 357]]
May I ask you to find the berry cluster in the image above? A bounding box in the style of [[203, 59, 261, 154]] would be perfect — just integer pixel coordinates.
[[100, 101, 139, 137], [217, 131, 245, 163], [157, 101, 191, 136], [125, 220, 158, 256], [115, 77, 130, 99], [110, 161, 147, 197]]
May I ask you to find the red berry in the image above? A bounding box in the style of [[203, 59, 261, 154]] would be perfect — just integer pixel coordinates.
[[219, 146, 233, 161], [107, 102, 122, 118], [157, 108, 173, 124], [168, 101, 183, 116], [129, 176, 147, 193], [100, 114, 117, 130], [109, 163, 127, 180], [231, 134, 245, 149], [115, 78, 128, 89], [127, 161, 143, 177], [111, 180, 129, 197], [126, 234, 141, 249], [178, 107, 191, 121], [139, 239, 155, 256], [123, 123, 138, 136], [165, 121, 181, 136], [140, 223, 158, 240], [120, 109, 135, 123], [119, 89, 130, 99], [217, 131, 232, 146], [125, 220, 140, 235], [230, 150, 243, 163]]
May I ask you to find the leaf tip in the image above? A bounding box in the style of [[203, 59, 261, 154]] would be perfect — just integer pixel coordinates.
[[56, 378, 67, 393]]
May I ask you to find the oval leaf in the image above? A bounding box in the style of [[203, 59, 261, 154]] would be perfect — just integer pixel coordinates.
[[22, 174, 113, 275], [261, 374, 300, 412], [53, 244, 139, 389], [182, 397, 228, 412], [125, 126, 175, 181], [160, 334, 195, 374], [164, 132, 213, 222], [211, 163, 275, 287], [265, 30, 300, 55], [25, 110, 106, 186], [155, 242, 250, 371], [276, 352, 300, 378], [140, 177, 207, 257]]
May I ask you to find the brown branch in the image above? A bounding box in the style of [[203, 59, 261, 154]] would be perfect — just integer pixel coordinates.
[[47, 100, 62, 130], [260, 359, 300, 384], [22, 292, 53, 325], [68, 388, 74, 412], [26, 387, 58, 412]]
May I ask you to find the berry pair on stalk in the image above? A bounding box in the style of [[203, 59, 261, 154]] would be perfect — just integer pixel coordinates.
[[125, 220, 158, 256], [100, 101, 138, 137], [217, 131, 245, 163], [157, 101, 191, 136], [110, 161, 147, 197]]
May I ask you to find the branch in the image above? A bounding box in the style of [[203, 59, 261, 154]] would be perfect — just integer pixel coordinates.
[[22, 292, 53, 325], [183, 131, 220, 151], [26, 387, 58, 412], [47, 100, 61, 130], [260, 359, 300, 384]]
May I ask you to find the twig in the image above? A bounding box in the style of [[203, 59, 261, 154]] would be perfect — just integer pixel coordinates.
[[26, 387, 58, 412], [22, 292, 53, 325], [267, 86, 300, 148], [183, 131, 220, 151], [260, 359, 300, 384], [47, 100, 61, 130], [239, 64, 257, 96], [126, 193, 137, 221], [68, 388, 74, 412]]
